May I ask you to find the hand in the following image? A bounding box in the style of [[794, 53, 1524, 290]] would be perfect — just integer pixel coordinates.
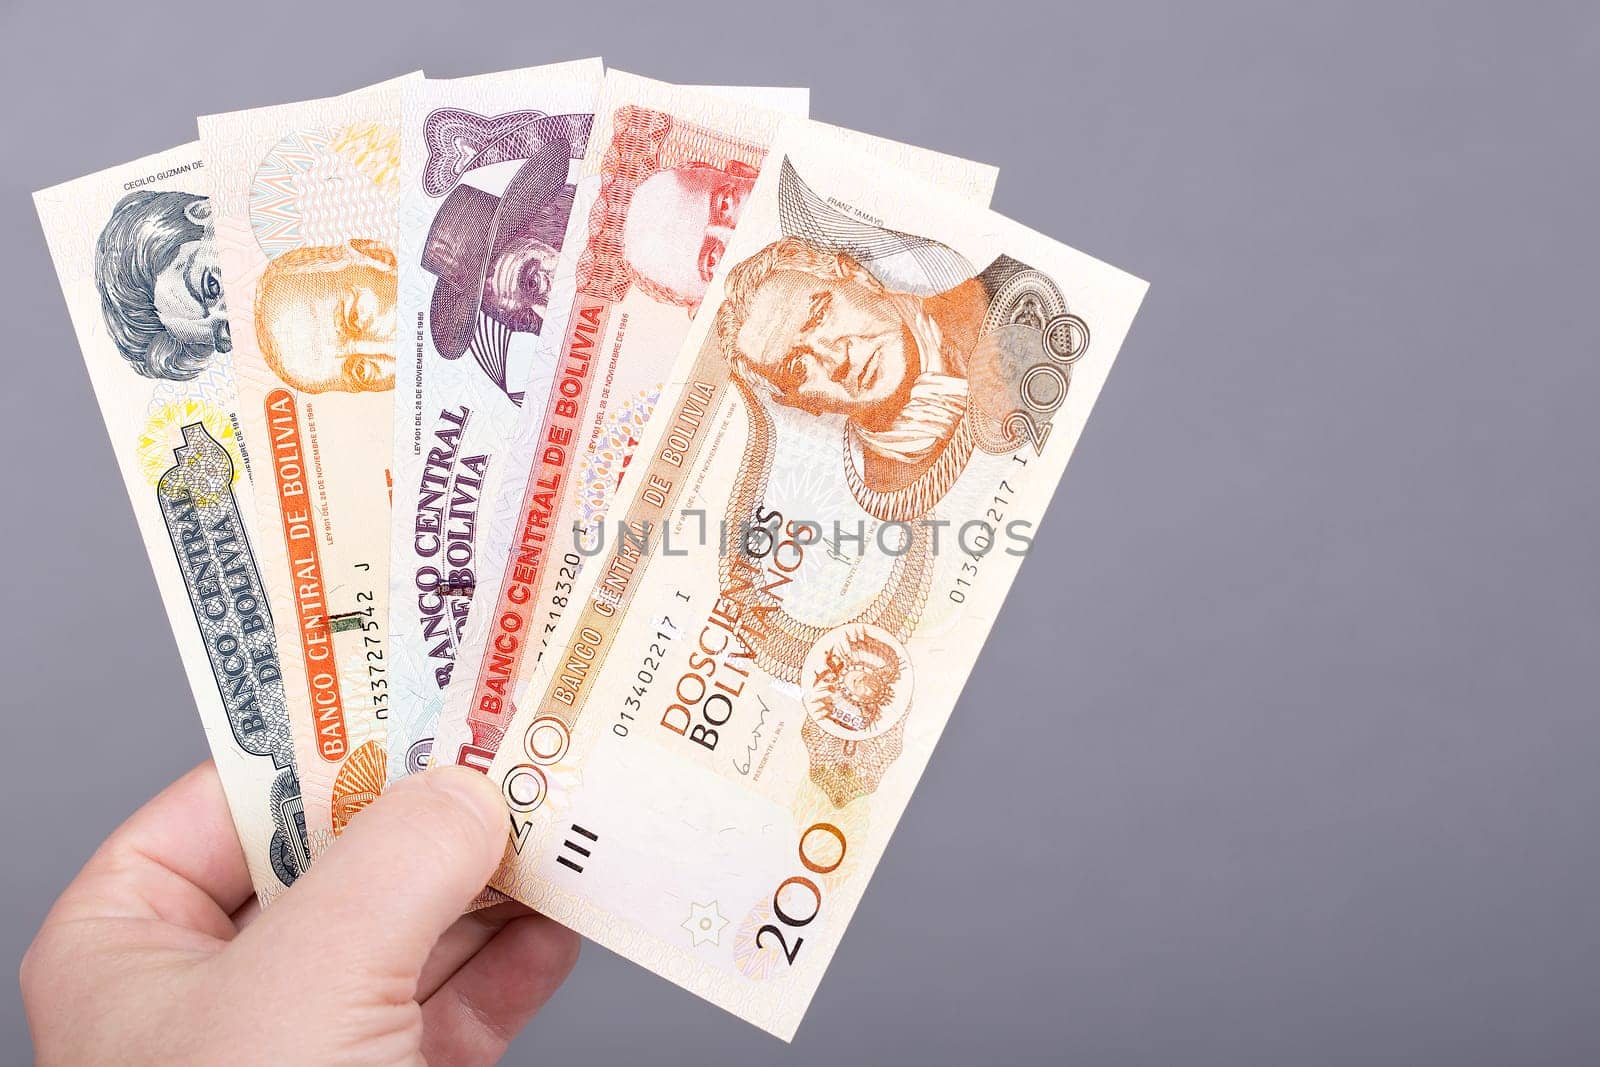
[[20, 762, 579, 1065]]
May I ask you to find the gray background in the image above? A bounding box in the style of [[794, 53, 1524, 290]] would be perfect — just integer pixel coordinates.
[[2, 1, 1597, 1063]]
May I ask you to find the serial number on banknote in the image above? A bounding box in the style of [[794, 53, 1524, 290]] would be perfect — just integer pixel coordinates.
[[537, 552, 584, 655], [614, 603, 686, 738], [340, 580, 390, 721], [950, 463, 1025, 604]]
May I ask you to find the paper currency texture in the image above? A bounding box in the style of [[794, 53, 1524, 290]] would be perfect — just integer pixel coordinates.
[[35, 143, 310, 902], [386, 59, 605, 784], [200, 75, 417, 853], [433, 73, 993, 777], [434, 72, 806, 776], [483, 119, 1147, 1038]]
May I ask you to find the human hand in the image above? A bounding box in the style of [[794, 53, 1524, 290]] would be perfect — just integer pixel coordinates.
[[21, 762, 579, 1065]]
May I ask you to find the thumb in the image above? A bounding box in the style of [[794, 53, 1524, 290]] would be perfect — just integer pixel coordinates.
[[238, 765, 508, 983]]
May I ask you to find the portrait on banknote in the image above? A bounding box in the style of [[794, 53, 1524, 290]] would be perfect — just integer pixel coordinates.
[[623, 156, 759, 308], [478, 115, 1148, 1040], [249, 124, 402, 394], [383, 64, 606, 794], [699, 161, 1089, 804], [419, 109, 590, 405], [199, 81, 412, 851], [721, 162, 1090, 523], [255, 238, 399, 392], [96, 190, 232, 380], [39, 147, 312, 901]]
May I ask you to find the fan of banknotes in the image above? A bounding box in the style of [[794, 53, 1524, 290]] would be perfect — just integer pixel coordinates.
[[34, 60, 1146, 1040]]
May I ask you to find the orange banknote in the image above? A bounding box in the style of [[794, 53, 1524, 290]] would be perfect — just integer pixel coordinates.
[[433, 72, 993, 777], [481, 118, 1146, 1038], [200, 75, 417, 854]]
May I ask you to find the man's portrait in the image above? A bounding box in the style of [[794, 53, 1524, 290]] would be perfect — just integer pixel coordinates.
[[95, 190, 231, 381], [622, 159, 759, 309], [479, 227, 565, 331], [422, 136, 576, 403], [247, 123, 403, 394], [717, 236, 999, 499], [254, 238, 398, 393]]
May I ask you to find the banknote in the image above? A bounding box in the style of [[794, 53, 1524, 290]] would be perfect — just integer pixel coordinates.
[[482, 119, 1147, 1037], [389, 75, 810, 782], [386, 59, 605, 785], [35, 143, 310, 903], [200, 74, 417, 854], [427, 73, 810, 773], [432, 72, 994, 777]]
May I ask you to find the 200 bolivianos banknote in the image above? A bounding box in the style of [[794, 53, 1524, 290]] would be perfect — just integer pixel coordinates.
[[482, 118, 1147, 1037], [432, 71, 992, 780]]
